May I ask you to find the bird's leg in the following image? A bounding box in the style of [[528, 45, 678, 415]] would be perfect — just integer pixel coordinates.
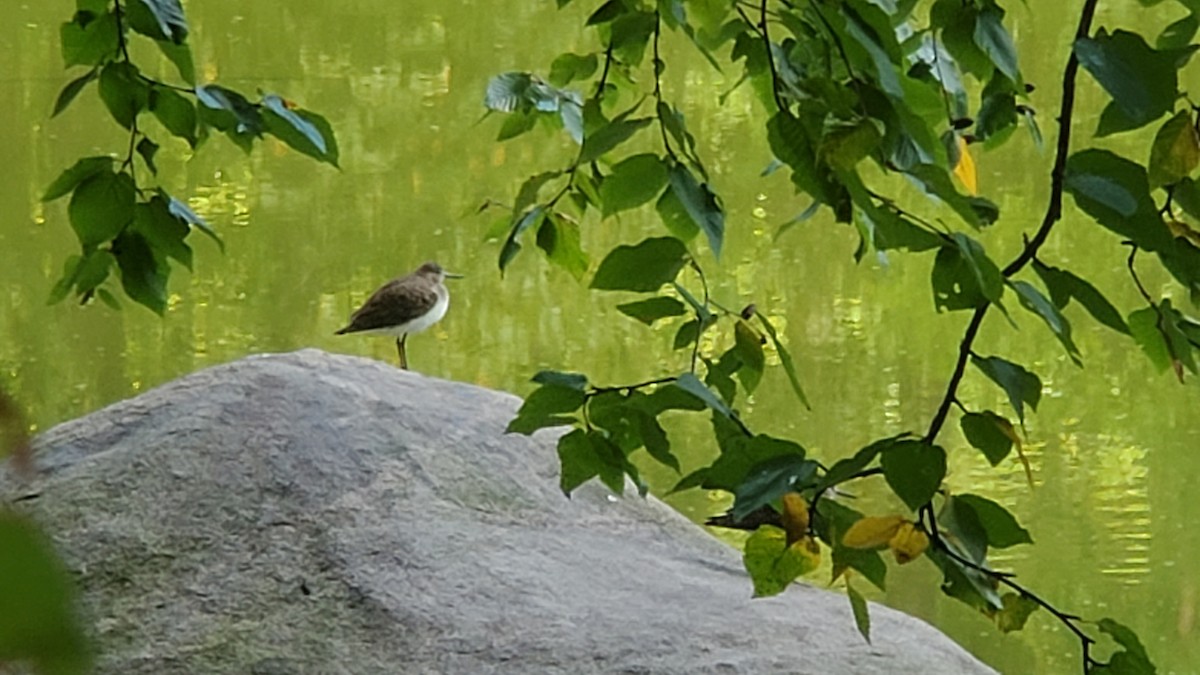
[[396, 335, 408, 370]]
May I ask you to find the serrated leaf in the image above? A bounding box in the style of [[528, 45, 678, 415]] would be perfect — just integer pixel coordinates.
[[43, 156, 113, 202], [743, 526, 821, 597], [52, 69, 98, 117], [847, 582, 871, 643], [960, 411, 1015, 466], [1148, 110, 1200, 187], [67, 169, 135, 247], [880, 440, 946, 511], [262, 95, 339, 167], [971, 355, 1041, 424], [0, 512, 91, 675], [590, 237, 689, 292], [616, 296, 687, 325], [556, 428, 626, 495], [599, 154, 668, 216], [506, 385, 586, 435], [668, 163, 725, 258]]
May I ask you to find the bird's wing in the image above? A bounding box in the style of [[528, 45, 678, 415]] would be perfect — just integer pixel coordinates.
[[337, 278, 438, 334]]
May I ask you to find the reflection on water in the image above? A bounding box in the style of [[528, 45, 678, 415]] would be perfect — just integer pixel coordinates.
[[3, 1, 1200, 673]]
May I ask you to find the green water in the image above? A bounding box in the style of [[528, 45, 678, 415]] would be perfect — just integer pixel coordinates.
[[3, 2, 1199, 673]]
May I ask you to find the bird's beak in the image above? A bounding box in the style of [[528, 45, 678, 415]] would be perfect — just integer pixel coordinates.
[[445, 271, 465, 279]]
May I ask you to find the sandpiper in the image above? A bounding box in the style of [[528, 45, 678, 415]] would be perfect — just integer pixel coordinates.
[[336, 261, 462, 369]]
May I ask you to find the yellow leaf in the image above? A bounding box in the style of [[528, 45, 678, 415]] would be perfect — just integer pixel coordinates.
[[888, 522, 930, 564], [781, 492, 809, 545], [953, 135, 978, 195], [842, 515, 906, 549], [1167, 219, 1200, 248]]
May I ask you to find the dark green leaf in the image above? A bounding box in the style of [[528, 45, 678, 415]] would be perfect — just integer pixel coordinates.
[[635, 409, 678, 472], [113, 231, 168, 314], [1158, 14, 1199, 50], [557, 428, 600, 494], [672, 319, 704, 350], [731, 454, 818, 521], [506, 385, 586, 435], [954, 234, 1004, 303], [548, 52, 598, 87], [905, 163, 993, 228], [755, 312, 810, 409], [0, 512, 91, 675], [52, 69, 98, 117], [162, 191, 221, 250], [1127, 307, 1173, 373], [73, 249, 115, 295], [586, 0, 626, 25], [1148, 110, 1200, 187], [48, 255, 83, 305], [60, 11, 119, 67], [150, 86, 197, 146], [616, 296, 687, 325], [1064, 149, 1174, 251], [155, 39, 195, 84], [880, 440, 946, 511], [590, 236, 689, 292], [262, 95, 339, 167], [956, 494, 1033, 549], [673, 372, 735, 421], [847, 583, 871, 643], [1075, 29, 1181, 129], [733, 320, 765, 394], [536, 212, 589, 280], [95, 288, 121, 310], [971, 355, 1041, 424], [531, 370, 588, 391], [972, 6, 1020, 82], [960, 411, 1014, 466], [819, 118, 883, 170], [133, 0, 188, 42], [655, 187, 700, 241], [579, 117, 653, 164], [832, 544, 888, 591], [994, 592, 1040, 633], [98, 62, 149, 129], [67, 169, 135, 247], [1032, 261, 1129, 335], [136, 137, 159, 174], [599, 154, 669, 216], [195, 84, 263, 135], [767, 111, 844, 213], [929, 548, 1003, 611], [931, 239, 1000, 312], [499, 206, 546, 273], [821, 435, 906, 489], [1010, 280, 1081, 362], [939, 494, 989, 563], [43, 156, 113, 202], [1094, 618, 1155, 673], [667, 163, 725, 258], [132, 197, 192, 270]]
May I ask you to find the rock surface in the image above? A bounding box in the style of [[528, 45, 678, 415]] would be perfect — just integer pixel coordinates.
[[3, 350, 996, 674]]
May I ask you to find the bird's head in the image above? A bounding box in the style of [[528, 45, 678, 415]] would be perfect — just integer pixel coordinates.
[[417, 261, 464, 282]]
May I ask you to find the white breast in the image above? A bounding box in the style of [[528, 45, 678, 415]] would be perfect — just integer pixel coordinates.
[[400, 290, 449, 335]]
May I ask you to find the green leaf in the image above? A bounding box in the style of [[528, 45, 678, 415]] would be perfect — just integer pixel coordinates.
[[743, 525, 821, 597], [136, 137, 159, 174], [928, 548, 1003, 611], [132, 196, 193, 270], [683, 433, 803, 493], [156, 39, 195, 85], [548, 52, 598, 87], [1158, 14, 1199, 50], [43, 156, 113, 202], [733, 320, 765, 394], [939, 494, 989, 563], [536, 212, 589, 280], [819, 118, 883, 170], [956, 493, 1033, 549], [556, 428, 625, 495], [1010, 280, 1081, 362], [655, 187, 700, 241], [579, 116, 653, 164], [586, 0, 626, 25], [667, 163, 725, 258], [161, 191, 221, 251], [616, 296, 687, 325], [1064, 149, 1173, 252], [673, 372, 735, 421], [599, 154, 669, 216], [960, 411, 1014, 466], [262, 95, 340, 167], [755, 312, 810, 409], [60, 11, 119, 67], [1127, 307, 1173, 373], [634, 408, 678, 472], [954, 234, 1004, 303], [72, 249, 115, 295], [880, 440, 946, 511], [1075, 29, 1182, 129], [1032, 261, 1129, 335], [132, 0, 188, 42], [506, 385, 586, 435], [730, 453, 815, 521], [67, 169, 135, 247], [499, 206, 547, 273], [590, 236, 689, 292], [971, 355, 1041, 424], [972, 6, 1020, 82], [531, 370, 588, 391], [1148, 110, 1200, 187], [52, 68, 98, 117], [98, 62, 149, 129], [994, 592, 1039, 633], [832, 543, 888, 591], [48, 255, 83, 305], [195, 84, 263, 135], [150, 86, 198, 146], [931, 237, 1002, 312], [847, 582, 871, 643], [1094, 618, 1155, 673], [821, 436, 906, 489], [113, 231, 168, 314], [0, 512, 91, 675]]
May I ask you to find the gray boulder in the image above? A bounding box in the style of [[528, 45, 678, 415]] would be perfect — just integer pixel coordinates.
[[4, 350, 995, 674]]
